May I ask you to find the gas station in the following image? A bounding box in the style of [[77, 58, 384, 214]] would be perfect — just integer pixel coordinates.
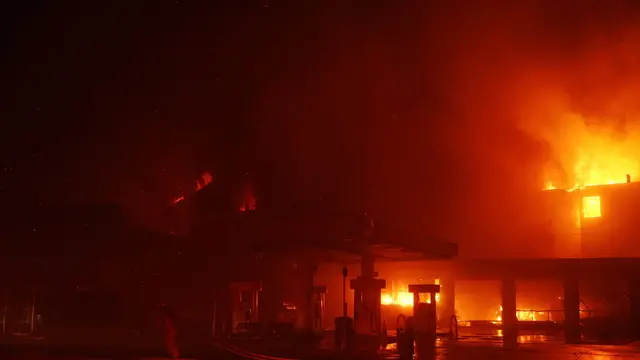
[[187, 176, 640, 351], [217, 211, 459, 353]]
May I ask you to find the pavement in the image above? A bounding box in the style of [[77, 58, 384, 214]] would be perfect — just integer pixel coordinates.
[[4, 338, 640, 359]]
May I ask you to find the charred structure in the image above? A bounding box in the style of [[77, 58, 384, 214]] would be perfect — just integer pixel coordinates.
[[542, 180, 640, 258]]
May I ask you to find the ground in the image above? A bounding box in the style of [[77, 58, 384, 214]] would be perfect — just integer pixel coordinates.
[[4, 339, 640, 360]]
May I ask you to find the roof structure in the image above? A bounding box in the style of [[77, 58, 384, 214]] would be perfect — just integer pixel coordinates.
[[164, 179, 458, 262], [189, 208, 457, 263]]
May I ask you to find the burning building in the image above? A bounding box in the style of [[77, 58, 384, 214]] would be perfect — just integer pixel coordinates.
[[541, 176, 640, 258]]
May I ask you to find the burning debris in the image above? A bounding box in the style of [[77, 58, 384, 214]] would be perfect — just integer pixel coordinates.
[[171, 171, 214, 205], [238, 181, 256, 212], [195, 172, 214, 192], [380, 279, 441, 307]]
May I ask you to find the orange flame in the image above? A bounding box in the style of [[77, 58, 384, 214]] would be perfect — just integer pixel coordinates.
[[195, 172, 213, 192], [493, 305, 551, 323], [171, 171, 214, 205], [238, 180, 257, 212], [380, 280, 441, 307]]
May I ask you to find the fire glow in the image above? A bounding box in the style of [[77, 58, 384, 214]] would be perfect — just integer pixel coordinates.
[[171, 171, 214, 205], [494, 305, 548, 323], [582, 196, 602, 218], [380, 280, 440, 307], [539, 118, 638, 223], [540, 113, 639, 195], [380, 291, 440, 307]]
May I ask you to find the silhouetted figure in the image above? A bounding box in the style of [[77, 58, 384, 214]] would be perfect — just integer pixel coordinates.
[[159, 304, 180, 358], [398, 317, 415, 360]]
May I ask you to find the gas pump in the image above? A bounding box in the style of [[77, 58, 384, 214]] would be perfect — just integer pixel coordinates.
[[309, 286, 326, 332], [230, 281, 261, 334], [408, 284, 440, 357]]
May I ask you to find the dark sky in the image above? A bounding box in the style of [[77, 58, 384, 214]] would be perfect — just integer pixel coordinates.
[[4, 1, 640, 250]]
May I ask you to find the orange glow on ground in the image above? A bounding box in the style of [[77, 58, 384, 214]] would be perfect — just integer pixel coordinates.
[[582, 196, 602, 218]]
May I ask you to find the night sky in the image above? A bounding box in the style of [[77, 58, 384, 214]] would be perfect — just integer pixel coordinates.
[[4, 1, 640, 252]]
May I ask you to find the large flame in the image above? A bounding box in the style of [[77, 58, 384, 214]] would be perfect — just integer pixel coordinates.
[[536, 114, 639, 226], [380, 280, 441, 307], [540, 114, 639, 192], [493, 305, 548, 323], [510, 25, 640, 195], [171, 171, 214, 205]]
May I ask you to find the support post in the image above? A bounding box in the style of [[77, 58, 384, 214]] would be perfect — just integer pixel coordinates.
[[350, 277, 386, 335], [563, 278, 581, 344], [30, 291, 36, 334], [294, 262, 316, 331], [439, 277, 455, 330], [501, 277, 517, 348], [310, 286, 327, 331]]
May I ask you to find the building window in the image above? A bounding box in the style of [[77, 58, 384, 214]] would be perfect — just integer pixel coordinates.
[[582, 196, 602, 218]]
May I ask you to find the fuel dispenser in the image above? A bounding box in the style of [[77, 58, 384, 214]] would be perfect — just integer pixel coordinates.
[[230, 281, 261, 334], [408, 284, 440, 357], [396, 314, 414, 360], [309, 286, 326, 332]]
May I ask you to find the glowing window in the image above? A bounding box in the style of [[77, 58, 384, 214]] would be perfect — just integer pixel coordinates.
[[582, 196, 602, 218]]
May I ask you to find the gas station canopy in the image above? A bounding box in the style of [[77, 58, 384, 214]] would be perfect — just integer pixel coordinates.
[[220, 210, 458, 262]]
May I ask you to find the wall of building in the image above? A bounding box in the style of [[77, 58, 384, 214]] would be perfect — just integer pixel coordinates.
[[538, 183, 640, 258], [581, 183, 640, 257]]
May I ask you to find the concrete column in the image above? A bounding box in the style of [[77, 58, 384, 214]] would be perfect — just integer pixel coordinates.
[[372, 288, 381, 334], [439, 278, 455, 329], [629, 277, 640, 341], [353, 288, 362, 321], [294, 262, 316, 331], [563, 278, 581, 344], [351, 277, 386, 335], [501, 277, 517, 348]]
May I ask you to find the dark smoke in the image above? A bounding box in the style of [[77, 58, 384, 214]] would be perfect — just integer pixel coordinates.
[[253, 1, 640, 255]]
